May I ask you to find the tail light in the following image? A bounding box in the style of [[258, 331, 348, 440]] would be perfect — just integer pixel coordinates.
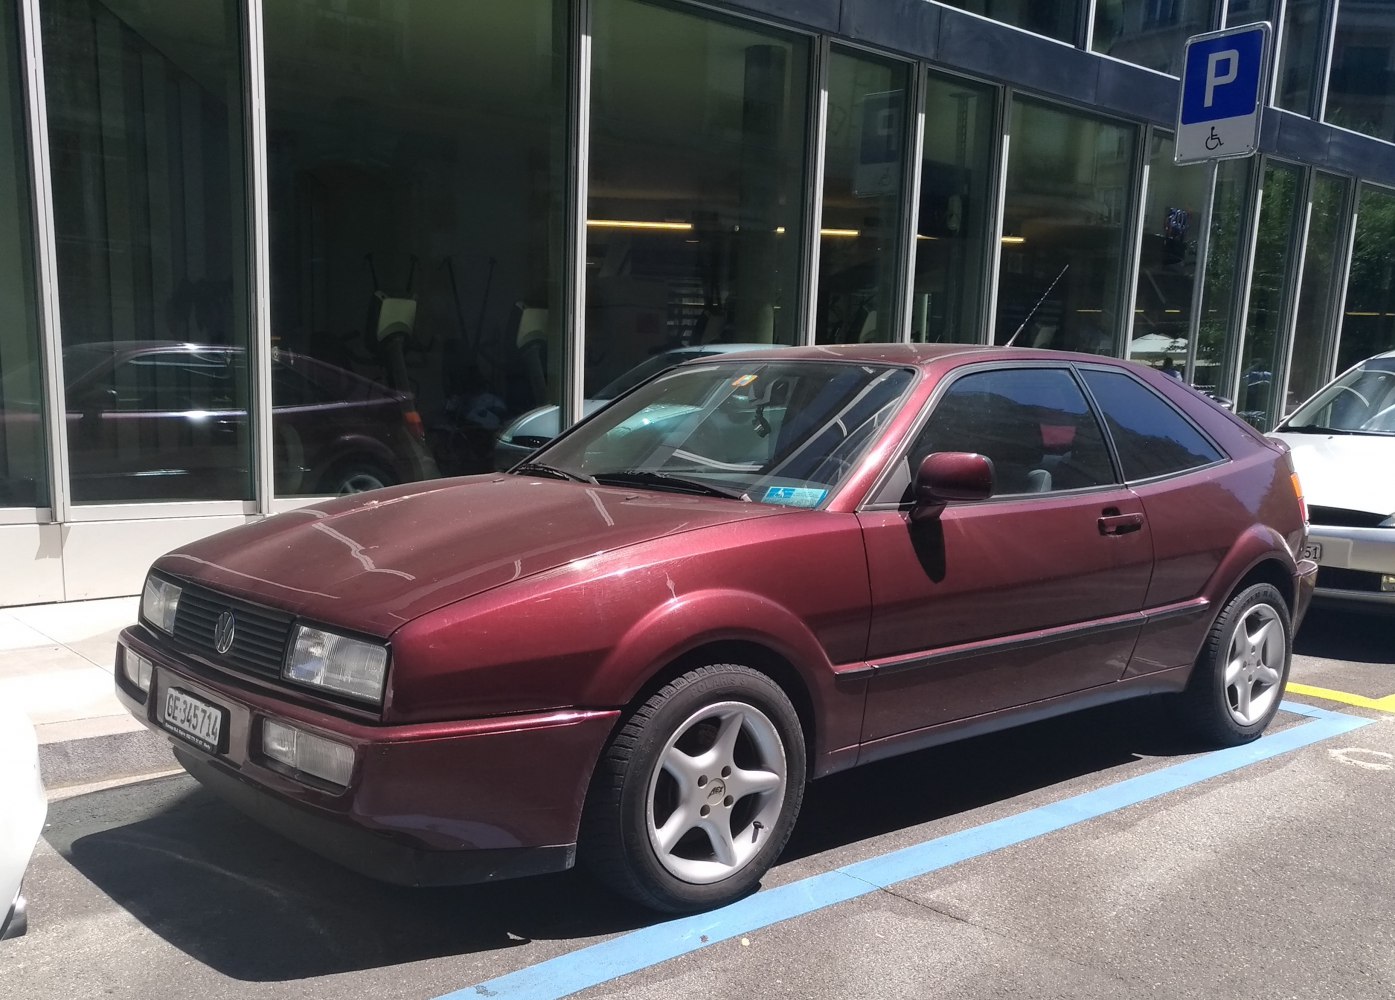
[[402, 408, 425, 443], [1290, 472, 1307, 525]]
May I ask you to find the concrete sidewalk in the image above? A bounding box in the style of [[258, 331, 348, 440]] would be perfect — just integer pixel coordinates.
[[2, 597, 176, 791]]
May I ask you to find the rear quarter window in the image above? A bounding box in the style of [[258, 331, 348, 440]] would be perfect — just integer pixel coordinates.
[[1080, 369, 1224, 481]]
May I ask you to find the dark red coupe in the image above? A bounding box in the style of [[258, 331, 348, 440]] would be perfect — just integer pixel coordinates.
[[115, 344, 1315, 912]]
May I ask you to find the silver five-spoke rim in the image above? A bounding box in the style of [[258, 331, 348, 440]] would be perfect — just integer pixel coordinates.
[[1224, 603, 1285, 726], [338, 471, 388, 494], [645, 700, 787, 884]]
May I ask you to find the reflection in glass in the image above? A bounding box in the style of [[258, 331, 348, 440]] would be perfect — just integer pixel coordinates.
[[1276, 0, 1324, 114], [1091, 0, 1215, 77], [1196, 158, 1249, 395], [1337, 186, 1395, 371], [1234, 162, 1302, 431], [939, 1, 1079, 44], [912, 73, 994, 344], [1285, 173, 1349, 413], [42, 0, 251, 503], [815, 50, 911, 344], [587, 0, 809, 396], [1127, 132, 1209, 380], [994, 100, 1134, 356], [0, 0, 46, 507], [265, 1, 565, 491], [1328, 5, 1395, 141]]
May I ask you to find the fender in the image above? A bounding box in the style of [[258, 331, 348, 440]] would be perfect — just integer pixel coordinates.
[[583, 587, 868, 764], [1203, 522, 1300, 611]]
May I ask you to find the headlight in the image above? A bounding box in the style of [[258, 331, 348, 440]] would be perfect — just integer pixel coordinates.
[[141, 576, 182, 633], [284, 625, 388, 704]]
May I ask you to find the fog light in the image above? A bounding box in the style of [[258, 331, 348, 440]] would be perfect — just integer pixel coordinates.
[[1382, 575, 1395, 593], [122, 648, 153, 695], [262, 720, 354, 787]]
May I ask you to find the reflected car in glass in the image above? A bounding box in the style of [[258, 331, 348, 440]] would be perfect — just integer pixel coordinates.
[[1270, 350, 1395, 610], [492, 343, 784, 470], [115, 345, 1314, 913], [0, 342, 437, 503], [0, 703, 46, 940]]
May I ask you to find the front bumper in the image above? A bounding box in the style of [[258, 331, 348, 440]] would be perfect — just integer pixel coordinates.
[[115, 626, 619, 887], [1307, 524, 1395, 609]]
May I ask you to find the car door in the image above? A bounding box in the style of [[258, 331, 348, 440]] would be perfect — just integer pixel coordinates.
[[856, 364, 1154, 744]]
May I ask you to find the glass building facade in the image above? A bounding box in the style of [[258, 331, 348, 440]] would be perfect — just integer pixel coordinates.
[[4, 0, 1395, 604]]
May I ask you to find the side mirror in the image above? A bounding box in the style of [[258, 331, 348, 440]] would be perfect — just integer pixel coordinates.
[[911, 451, 994, 523], [77, 387, 117, 414]]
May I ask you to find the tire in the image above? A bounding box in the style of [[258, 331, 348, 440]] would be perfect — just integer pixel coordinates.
[[1177, 583, 1292, 747], [580, 664, 806, 913], [322, 460, 396, 496]]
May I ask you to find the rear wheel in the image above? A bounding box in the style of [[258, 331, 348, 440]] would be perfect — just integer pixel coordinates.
[[581, 664, 805, 913], [1178, 583, 1291, 747], [323, 459, 395, 495]]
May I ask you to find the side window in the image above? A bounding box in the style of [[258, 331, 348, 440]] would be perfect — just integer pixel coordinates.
[[108, 352, 238, 412], [905, 368, 1116, 498], [1079, 369, 1224, 480]]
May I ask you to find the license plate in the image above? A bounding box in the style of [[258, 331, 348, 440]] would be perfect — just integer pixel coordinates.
[[1300, 542, 1323, 562], [163, 687, 225, 753]]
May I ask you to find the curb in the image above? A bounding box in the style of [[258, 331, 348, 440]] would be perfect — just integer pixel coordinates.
[[39, 727, 178, 791]]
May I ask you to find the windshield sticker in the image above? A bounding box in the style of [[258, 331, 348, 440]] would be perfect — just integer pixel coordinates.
[[763, 486, 827, 508], [731, 374, 759, 388]]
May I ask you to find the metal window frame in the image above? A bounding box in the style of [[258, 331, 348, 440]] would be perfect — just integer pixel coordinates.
[[1326, 177, 1372, 378], [1315, 0, 1340, 126], [562, 0, 592, 429], [1118, 122, 1153, 356], [246, 0, 273, 514], [1219, 154, 1265, 404], [1184, 159, 1220, 384], [799, 35, 830, 346], [984, 87, 1015, 345], [898, 63, 928, 344], [1270, 162, 1315, 423]]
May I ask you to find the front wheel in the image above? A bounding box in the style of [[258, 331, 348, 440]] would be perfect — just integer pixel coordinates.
[[581, 664, 806, 913], [1177, 582, 1292, 747]]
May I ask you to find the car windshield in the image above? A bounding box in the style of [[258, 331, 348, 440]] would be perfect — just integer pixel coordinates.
[[594, 350, 714, 400], [531, 359, 915, 506], [1282, 355, 1395, 435]]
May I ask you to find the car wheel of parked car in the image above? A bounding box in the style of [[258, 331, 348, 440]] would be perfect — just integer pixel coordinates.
[[1179, 583, 1292, 747], [324, 461, 395, 495], [582, 664, 806, 913]]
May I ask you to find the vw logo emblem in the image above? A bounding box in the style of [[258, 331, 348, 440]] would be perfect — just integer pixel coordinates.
[[213, 610, 236, 655]]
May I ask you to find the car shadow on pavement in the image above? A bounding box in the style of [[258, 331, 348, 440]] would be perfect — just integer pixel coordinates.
[[46, 697, 1243, 983], [1294, 606, 1392, 664]]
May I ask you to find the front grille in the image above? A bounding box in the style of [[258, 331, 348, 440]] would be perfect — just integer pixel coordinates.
[[1308, 505, 1389, 528], [171, 582, 295, 678], [1316, 567, 1385, 593]]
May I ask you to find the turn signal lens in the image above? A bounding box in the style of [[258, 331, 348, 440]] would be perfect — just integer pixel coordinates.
[[1290, 473, 1307, 524], [262, 720, 354, 787], [121, 647, 153, 695]]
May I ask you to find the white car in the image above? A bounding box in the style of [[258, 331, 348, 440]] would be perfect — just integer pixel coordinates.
[[1270, 349, 1395, 610], [0, 704, 45, 940], [494, 344, 784, 469]]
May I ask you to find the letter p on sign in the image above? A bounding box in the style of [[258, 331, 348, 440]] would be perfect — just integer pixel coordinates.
[[1206, 49, 1239, 107]]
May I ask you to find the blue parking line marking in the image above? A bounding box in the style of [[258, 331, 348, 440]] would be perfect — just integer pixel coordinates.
[[439, 702, 1372, 1000]]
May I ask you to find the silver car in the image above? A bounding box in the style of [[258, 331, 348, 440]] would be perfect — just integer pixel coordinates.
[[1, 704, 45, 940], [1270, 350, 1395, 610], [493, 344, 784, 470]]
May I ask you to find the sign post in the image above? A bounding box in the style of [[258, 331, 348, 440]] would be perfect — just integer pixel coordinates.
[[1175, 22, 1272, 164]]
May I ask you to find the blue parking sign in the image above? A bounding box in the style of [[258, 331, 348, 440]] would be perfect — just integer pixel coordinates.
[[1175, 23, 1271, 164]]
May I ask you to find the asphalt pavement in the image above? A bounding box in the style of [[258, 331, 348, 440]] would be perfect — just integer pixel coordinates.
[[2, 605, 1392, 999]]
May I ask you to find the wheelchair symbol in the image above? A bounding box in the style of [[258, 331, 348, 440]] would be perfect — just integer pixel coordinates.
[[1204, 127, 1223, 151]]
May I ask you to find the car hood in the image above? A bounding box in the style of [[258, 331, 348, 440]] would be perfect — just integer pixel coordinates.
[[1270, 431, 1395, 515], [154, 475, 787, 635]]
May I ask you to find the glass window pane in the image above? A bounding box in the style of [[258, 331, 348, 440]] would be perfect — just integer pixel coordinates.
[[1337, 186, 1395, 371], [1127, 132, 1209, 379], [587, 0, 810, 394], [914, 368, 1116, 495], [995, 100, 1135, 356], [1327, 5, 1395, 141], [265, 1, 567, 492], [1091, 0, 1216, 77], [1234, 162, 1302, 431], [0, 0, 47, 508], [1276, 0, 1325, 114], [1079, 368, 1223, 479], [913, 73, 995, 344], [1196, 157, 1248, 396], [1284, 173, 1349, 413], [815, 49, 911, 345], [42, 0, 251, 504], [939, 1, 1079, 44]]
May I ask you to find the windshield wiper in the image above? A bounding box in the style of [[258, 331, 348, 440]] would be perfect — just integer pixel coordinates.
[[1281, 424, 1345, 434], [592, 470, 750, 501], [512, 462, 596, 484]]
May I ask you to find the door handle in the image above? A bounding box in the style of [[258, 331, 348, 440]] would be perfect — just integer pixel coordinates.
[[1098, 511, 1145, 536]]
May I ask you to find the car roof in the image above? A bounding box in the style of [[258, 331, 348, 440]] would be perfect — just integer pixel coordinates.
[[686, 342, 1125, 370]]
